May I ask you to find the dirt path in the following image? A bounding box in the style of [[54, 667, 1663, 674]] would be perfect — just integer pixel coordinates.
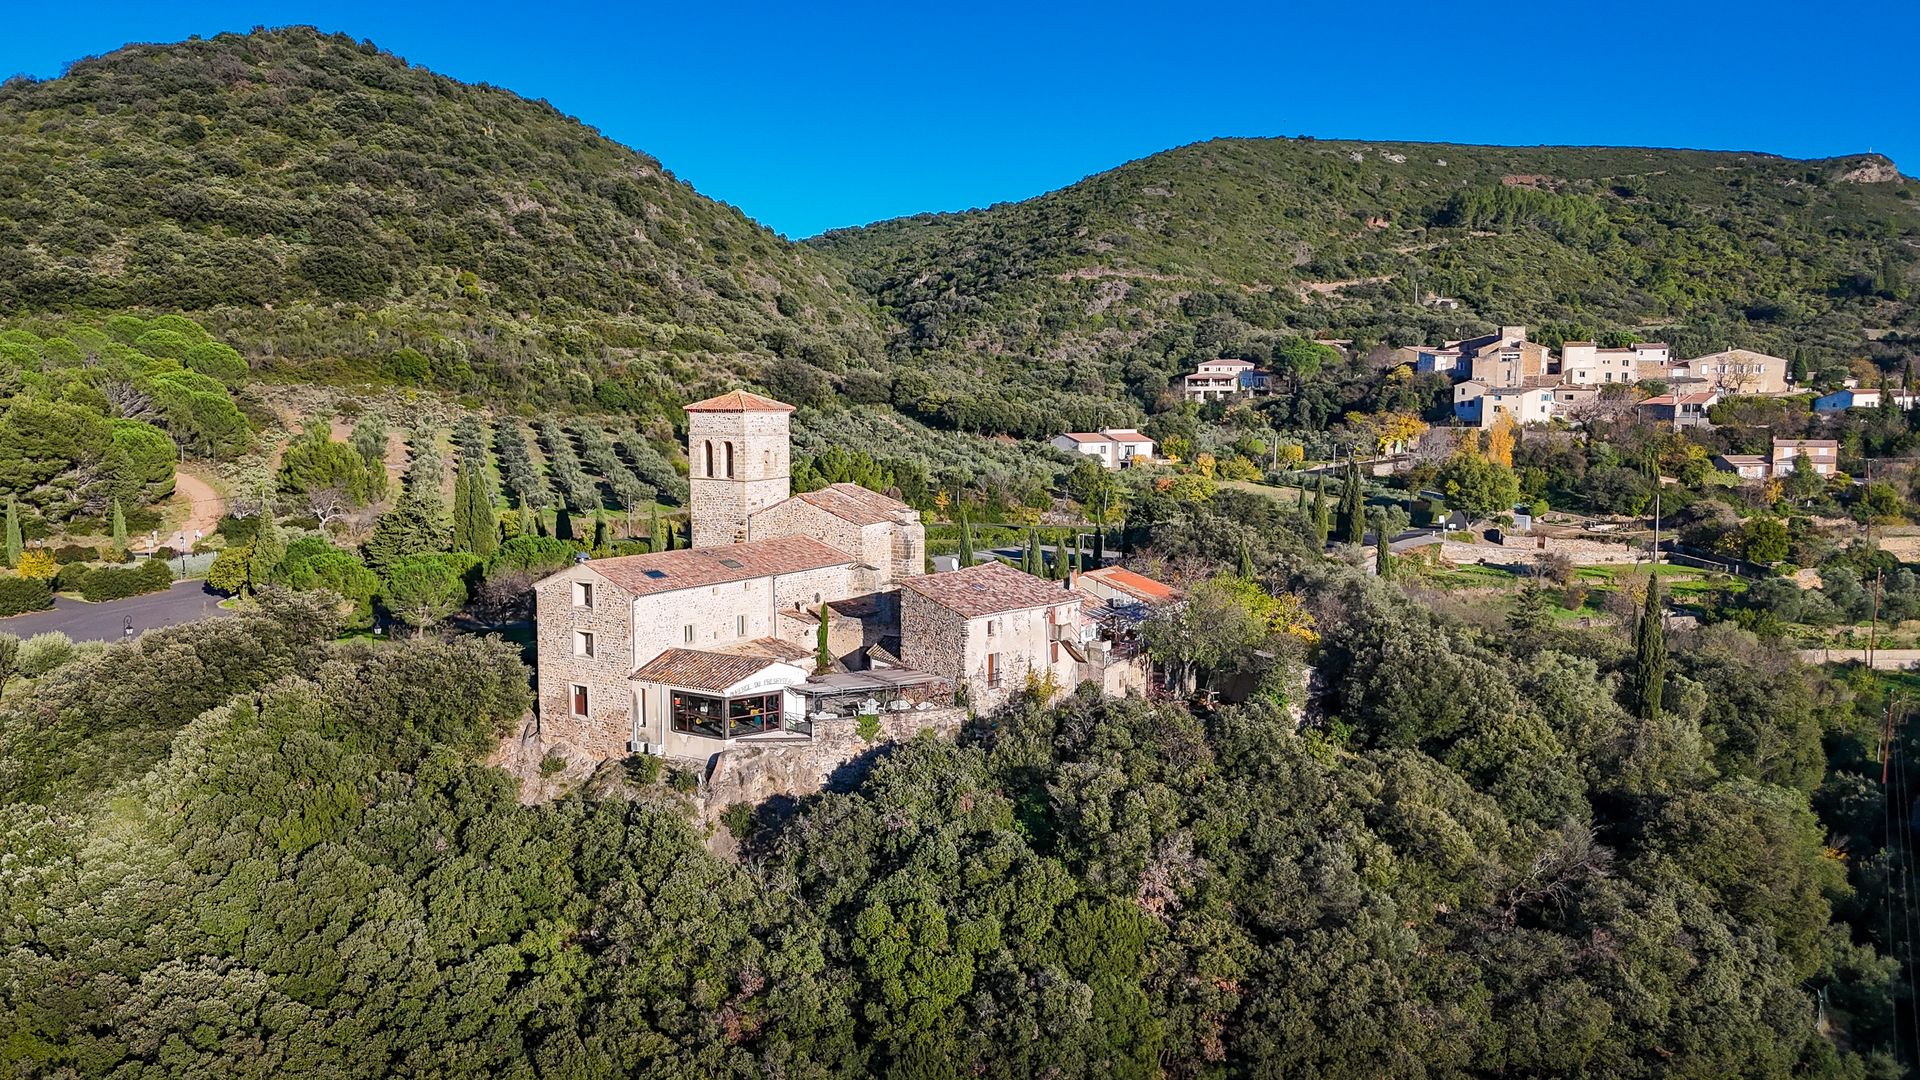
[[164, 470, 225, 550]]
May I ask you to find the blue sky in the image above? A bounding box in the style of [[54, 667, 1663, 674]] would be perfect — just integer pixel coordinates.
[[5, 1, 1917, 237]]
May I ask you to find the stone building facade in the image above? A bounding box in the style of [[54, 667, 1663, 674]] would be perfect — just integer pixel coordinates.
[[899, 562, 1081, 712], [687, 391, 794, 548]]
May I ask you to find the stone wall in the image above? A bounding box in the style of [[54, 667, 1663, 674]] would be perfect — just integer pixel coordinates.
[[1439, 535, 1640, 567], [689, 408, 791, 548], [900, 590, 1074, 712], [533, 565, 637, 759]]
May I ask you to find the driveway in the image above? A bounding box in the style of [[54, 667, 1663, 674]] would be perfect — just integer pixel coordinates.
[[0, 580, 233, 643]]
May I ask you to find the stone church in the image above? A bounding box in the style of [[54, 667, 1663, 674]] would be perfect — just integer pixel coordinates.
[[533, 389, 1100, 764]]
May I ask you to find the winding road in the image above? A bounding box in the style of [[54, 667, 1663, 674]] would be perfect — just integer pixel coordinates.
[[0, 580, 232, 643]]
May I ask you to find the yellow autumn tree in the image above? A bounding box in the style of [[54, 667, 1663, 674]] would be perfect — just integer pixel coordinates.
[[1484, 413, 1518, 468]]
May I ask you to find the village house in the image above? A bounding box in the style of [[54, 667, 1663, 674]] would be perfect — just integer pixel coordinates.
[[1712, 454, 1770, 482], [1558, 341, 1660, 385], [1183, 358, 1257, 402], [1453, 382, 1555, 428], [899, 561, 1082, 712], [1637, 390, 1721, 428], [1668, 348, 1793, 395], [1460, 326, 1553, 388], [535, 389, 1163, 765], [1772, 438, 1838, 479], [1051, 428, 1156, 468]]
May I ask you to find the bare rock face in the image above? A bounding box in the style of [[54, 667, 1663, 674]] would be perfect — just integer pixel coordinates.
[[1836, 158, 1902, 184], [488, 714, 603, 804], [700, 709, 967, 831]]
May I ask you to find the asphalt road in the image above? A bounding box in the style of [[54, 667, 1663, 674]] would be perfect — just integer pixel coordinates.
[[0, 580, 233, 643]]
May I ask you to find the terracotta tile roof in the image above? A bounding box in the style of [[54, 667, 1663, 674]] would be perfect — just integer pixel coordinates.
[[792, 483, 912, 526], [587, 536, 852, 597], [1640, 392, 1719, 406], [1102, 429, 1153, 443], [1078, 565, 1181, 605], [1774, 439, 1838, 449], [631, 648, 794, 691], [718, 636, 815, 663], [1060, 431, 1115, 444], [900, 561, 1079, 619], [683, 390, 795, 413], [1203, 358, 1256, 369], [1717, 454, 1766, 465]]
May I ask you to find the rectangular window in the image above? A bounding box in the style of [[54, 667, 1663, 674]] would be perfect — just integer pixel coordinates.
[[570, 684, 589, 717], [726, 694, 782, 738], [572, 581, 593, 608], [987, 619, 1000, 637], [684, 625, 695, 644], [573, 631, 595, 658], [671, 691, 726, 739], [986, 653, 1002, 688], [737, 615, 747, 637], [1050, 642, 1060, 663]]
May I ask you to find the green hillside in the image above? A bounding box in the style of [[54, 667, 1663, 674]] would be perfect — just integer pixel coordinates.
[[0, 28, 888, 411], [815, 138, 1920, 430]]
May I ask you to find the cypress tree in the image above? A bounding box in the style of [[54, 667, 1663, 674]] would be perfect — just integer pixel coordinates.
[[1048, 533, 1065, 580], [3, 497, 19, 568], [815, 602, 832, 674], [247, 517, 284, 595], [958, 516, 975, 567], [1312, 474, 1330, 547], [1091, 526, 1104, 567], [1631, 573, 1667, 720], [451, 470, 475, 552], [593, 508, 609, 550], [1339, 462, 1365, 545], [650, 506, 663, 553], [1375, 522, 1393, 579], [469, 475, 497, 559], [110, 499, 127, 555], [1238, 539, 1254, 579], [554, 506, 574, 543], [1024, 527, 1039, 575]]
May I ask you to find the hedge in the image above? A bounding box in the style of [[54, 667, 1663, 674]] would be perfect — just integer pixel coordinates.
[[0, 575, 54, 616], [61, 559, 175, 602]]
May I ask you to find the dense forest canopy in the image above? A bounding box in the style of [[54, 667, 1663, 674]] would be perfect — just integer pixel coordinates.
[[0, 27, 889, 411]]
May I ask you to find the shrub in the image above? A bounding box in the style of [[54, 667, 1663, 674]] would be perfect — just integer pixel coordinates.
[[856, 712, 881, 743], [720, 801, 758, 839], [538, 751, 569, 777], [152, 546, 179, 561], [624, 753, 663, 786], [0, 576, 53, 616], [66, 559, 174, 602], [15, 550, 57, 580], [667, 766, 698, 794], [16, 631, 75, 678], [51, 544, 98, 565]]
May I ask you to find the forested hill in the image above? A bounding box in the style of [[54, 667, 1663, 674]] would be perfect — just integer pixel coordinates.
[[814, 137, 1920, 423], [0, 28, 888, 411]]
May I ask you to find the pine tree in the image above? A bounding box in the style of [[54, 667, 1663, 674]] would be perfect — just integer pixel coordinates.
[[109, 499, 126, 556], [1339, 462, 1365, 545], [815, 602, 832, 674], [3, 497, 19, 568], [1631, 573, 1667, 720]]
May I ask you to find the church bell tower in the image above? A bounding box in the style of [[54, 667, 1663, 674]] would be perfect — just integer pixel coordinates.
[[684, 390, 794, 548]]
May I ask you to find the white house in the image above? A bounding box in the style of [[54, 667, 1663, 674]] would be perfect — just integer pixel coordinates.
[[1051, 429, 1156, 468], [1183, 358, 1257, 401], [1454, 382, 1555, 428]]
